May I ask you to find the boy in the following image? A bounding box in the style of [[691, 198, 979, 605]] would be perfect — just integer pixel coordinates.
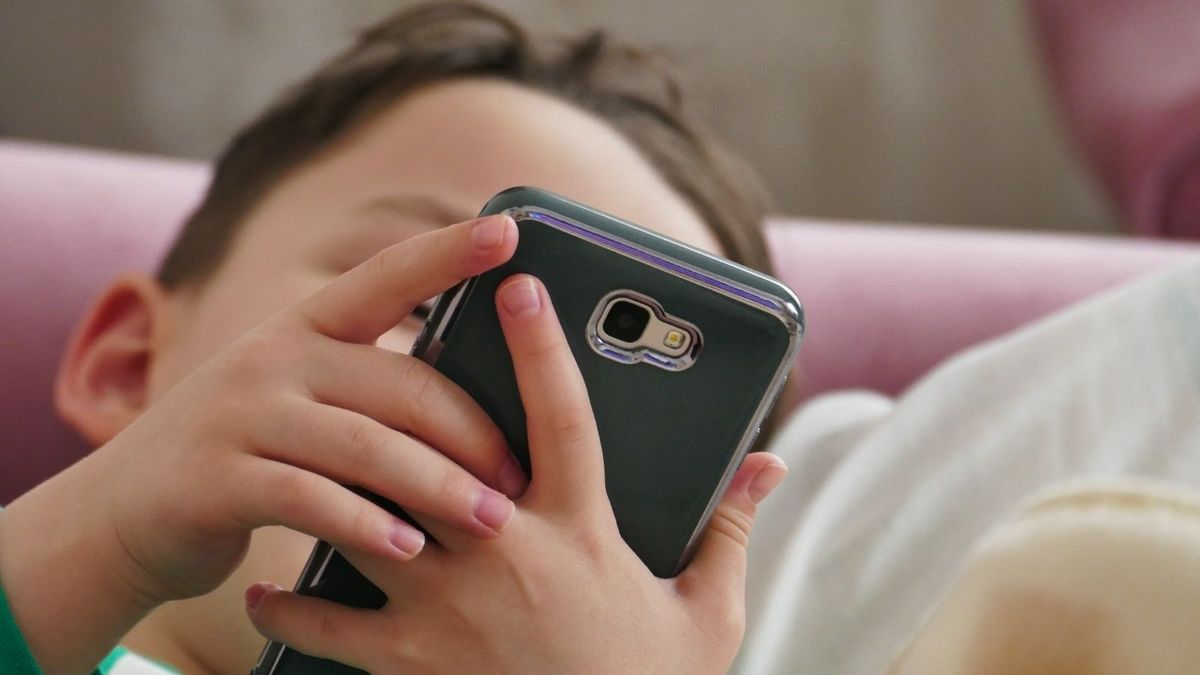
[[0, 3, 787, 673], [12, 4, 1200, 674]]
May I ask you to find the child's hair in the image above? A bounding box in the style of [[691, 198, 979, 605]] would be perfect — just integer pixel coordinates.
[[157, 1, 773, 288]]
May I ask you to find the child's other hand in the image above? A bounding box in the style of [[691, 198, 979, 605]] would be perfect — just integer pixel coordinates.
[[93, 214, 525, 603], [245, 275, 788, 674]]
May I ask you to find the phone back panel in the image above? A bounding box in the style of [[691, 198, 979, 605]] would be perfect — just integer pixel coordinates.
[[430, 195, 799, 577], [254, 187, 802, 674]]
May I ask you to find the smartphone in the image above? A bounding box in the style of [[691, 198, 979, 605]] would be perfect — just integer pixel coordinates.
[[253, 187, 804, 674]]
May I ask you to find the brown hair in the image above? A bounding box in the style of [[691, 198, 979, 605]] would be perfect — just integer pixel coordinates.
[[157, 1, 773, 287]]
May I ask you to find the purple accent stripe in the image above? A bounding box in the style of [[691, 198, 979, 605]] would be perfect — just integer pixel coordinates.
[[525, 210, 780, 311], [600, 345, 635, 362]]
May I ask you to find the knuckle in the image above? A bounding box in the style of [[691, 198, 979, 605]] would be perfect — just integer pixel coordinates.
[[365, 242, 395, 280], [218, 329, 291, 390], [231, 329, 278, 367], [270, 468, 326, 526], [546, 411, 596, 446], [573, 526, 609, 561], [312, 605, 343, 647], [271, 471, 319, 521], [710, 504, 755, 549], [345, 497, 378, 543], [432, 466, 476, 513], [188, 385, 248, 438], [518, 332, 563, 362], [570, 511, 617, 560], [342, 418, 383, 466], [375, 624, 420, 671], [367, 240, 417, 293], [400, 357, 441, 412]]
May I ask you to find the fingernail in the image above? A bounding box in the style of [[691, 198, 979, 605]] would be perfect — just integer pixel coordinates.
[[245, 582, 279, 613], [472, 215, 509, 249], [747, 462, 788, 504], [389, 522, 426, 559], [497, 458, 529, 498], [499, 277, 541, 317], [474, 488, 515, 534]]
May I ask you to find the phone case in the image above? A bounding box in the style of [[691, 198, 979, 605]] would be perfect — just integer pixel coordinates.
[[254, 187, 803, 674]]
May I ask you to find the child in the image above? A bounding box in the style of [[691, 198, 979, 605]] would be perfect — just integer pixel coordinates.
[[0, 3, 787, 673]]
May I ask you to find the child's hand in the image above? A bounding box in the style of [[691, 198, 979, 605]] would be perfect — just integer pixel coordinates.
[[245, 275, 789, 674], [0, 215, 524, 673], [103, 214, 526, 600]]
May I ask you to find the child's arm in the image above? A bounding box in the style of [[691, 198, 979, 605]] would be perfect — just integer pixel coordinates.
[[243, 274, 789, 674], [0, 215, 527, 674], [0, 464, 165, 673]]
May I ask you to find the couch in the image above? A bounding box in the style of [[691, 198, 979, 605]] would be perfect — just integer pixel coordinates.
[[2, 140, 1196, 503]]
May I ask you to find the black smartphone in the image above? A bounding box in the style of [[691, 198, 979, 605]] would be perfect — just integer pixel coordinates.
[[253, 187, 803, 674]]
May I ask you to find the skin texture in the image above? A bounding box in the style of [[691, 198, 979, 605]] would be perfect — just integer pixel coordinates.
[[0, 79, 785, 674]]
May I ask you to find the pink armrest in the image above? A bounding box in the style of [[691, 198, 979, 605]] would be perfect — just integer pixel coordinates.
[[1031, 0, 1200, 239], [1, 141, 207, 503], [1, 140, 1196, 502], [769, 220, 1197, 397]]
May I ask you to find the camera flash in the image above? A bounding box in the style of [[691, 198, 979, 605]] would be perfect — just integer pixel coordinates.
[[663, 330, 686, 349]]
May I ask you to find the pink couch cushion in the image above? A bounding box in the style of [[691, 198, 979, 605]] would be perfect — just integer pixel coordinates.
[[2, 140, 1197, 503], [0, 141, 208, 503], [770, 221, 1196, 397], [1031, 0, 1200, 239]]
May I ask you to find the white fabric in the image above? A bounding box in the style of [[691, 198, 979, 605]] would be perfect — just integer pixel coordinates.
[[891, 479, 1200, 674], [107, 652, 174, 675], [735, 260, 1200, 674]]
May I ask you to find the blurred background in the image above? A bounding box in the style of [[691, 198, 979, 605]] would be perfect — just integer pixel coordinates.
[[6, 0, 1200, 503], [0, 0, 1120, 233]]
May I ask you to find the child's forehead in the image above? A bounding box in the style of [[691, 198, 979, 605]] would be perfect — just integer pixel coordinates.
[[316, 80, 720, 251], [234, 79, 720, 269]]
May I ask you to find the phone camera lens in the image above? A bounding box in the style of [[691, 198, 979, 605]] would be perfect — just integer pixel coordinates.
[[603, 300, 651, 343]]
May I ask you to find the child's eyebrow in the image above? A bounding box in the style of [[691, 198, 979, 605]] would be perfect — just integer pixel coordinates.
[[358, 191, 477, 229]]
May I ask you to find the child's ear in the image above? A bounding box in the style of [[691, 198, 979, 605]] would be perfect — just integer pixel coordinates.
[[55, 273, 172, 446]]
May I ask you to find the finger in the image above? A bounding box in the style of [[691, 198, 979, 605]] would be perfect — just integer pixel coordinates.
[[676, 453, 786, 611], [495, 275, 606, 511], [237, 460, 427, 562], [245, 582, 380, 670], [294, 214, 517, 343], [257, 399, 515, 540], [339, 544, 446, 602], [307, 339, 527, 498]]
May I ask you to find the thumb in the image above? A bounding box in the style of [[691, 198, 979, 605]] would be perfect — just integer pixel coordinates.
[[678, 452, 787, 607]]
